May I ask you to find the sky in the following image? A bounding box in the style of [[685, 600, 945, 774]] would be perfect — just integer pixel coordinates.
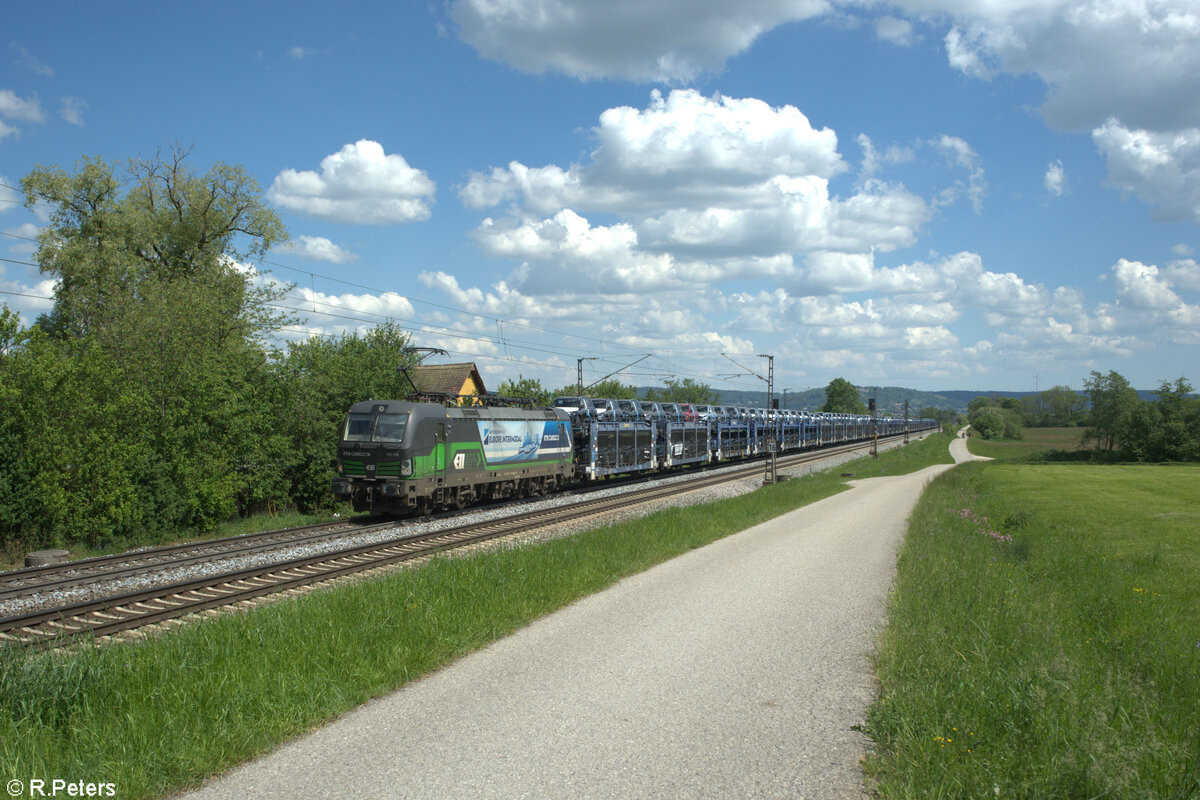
[[1, 1, 1198, 396]]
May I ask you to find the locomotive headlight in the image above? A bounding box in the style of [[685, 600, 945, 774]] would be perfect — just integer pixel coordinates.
[[400, 458, 413, 477]]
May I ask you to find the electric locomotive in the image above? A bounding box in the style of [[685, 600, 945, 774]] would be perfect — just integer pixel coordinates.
[[331, 400, 574, 515]]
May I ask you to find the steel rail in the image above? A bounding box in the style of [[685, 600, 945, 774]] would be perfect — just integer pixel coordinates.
[[0, 517, 396, 601]]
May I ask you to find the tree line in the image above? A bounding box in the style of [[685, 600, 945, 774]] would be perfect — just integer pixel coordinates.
[[0, 151, 420, 555], [494, 376, 720, 407], [966, 372, 1198, 462], [1082, 371, 1198, 461]]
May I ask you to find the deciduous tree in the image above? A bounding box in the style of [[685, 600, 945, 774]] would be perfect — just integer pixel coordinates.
[[496, 375, 553, 406], [1082, 370, 1138, 452], [15, 148, 293, 534], [567, 378, 638, 399], [1120, 377, 1200, 462], [274, 323, 416, 511], [821, 377, 867, 414], [643, 377, 716, 405]]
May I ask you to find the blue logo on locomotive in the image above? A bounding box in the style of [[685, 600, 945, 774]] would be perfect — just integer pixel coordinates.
[[476, 420, 568, 463]]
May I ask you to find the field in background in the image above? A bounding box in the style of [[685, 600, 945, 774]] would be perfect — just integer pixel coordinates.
[[865, 462, 1200, 798], [966, 426, 1089, 461]]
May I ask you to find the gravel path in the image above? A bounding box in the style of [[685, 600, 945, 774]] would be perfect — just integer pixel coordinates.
[[178, 435, 970, 800]]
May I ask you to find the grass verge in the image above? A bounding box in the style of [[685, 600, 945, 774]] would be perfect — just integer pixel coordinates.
[[0, 433, 953, 800], [864, 461, 1200, 798]]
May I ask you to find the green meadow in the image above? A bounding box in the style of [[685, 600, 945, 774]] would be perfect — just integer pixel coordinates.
[[966, 426, 1090, 461], [865, 462, 1200, 798]]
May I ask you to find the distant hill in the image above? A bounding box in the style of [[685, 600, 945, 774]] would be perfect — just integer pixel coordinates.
[[637, 385, 1159, 413], [934, 390, 1032, 408], [638, 385, 965, 413], [935, 388, 1160, 406]]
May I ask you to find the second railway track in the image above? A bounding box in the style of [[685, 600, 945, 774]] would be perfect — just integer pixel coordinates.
[[0, 516, 396, 605]]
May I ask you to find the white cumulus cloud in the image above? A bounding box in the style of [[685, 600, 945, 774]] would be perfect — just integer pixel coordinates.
[[592, 89, 846, 182], [473, 210, 680, 293], [298, 286, 415, 320], [462, 90, 930, 270], [0, 89, 44, 122], [1090, 258, 1200, 344], [944, 26, 992, 80], [463, 89, 846, 216], [450, 0, 831, 83], [1164, 259, 1200, 290], [1093, 118, 1200, 222], [905, 325, 958, 350], [275, 235, 359, 263], [922, 0, 1200, 133], [269, 140, 436, 224], [1112, 258, 1183, 310]]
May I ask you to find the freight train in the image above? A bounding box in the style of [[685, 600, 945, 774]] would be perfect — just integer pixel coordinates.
[[330, 397, 939, 515]]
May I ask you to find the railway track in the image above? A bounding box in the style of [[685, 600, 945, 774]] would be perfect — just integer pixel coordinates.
[[0, 437, 902, 650], [0, 516, 398, 604]]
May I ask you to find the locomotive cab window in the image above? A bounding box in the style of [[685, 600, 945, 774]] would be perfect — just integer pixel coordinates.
[[373, 413, 409, 442], [342, 412, 409, 442], [343, 413, 374, 442]]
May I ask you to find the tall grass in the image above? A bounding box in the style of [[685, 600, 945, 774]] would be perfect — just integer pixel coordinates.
[[846, 430, 955, 477], [865, 462, 1200, 798]]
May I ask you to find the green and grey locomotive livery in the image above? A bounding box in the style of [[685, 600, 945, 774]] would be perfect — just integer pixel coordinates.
[[332, 400, 574, 515]]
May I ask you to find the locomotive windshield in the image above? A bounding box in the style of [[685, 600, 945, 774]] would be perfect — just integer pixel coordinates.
[[342, 412, 409, 443], [343, 413, 374, 442], [373, 413, 408, 442]]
